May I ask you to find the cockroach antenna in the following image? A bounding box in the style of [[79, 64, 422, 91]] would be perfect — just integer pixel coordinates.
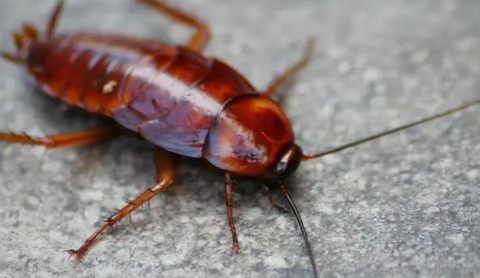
[[292, 97, 480, 276], [281, 182, 319, 278], [302, 97, 480, 161]]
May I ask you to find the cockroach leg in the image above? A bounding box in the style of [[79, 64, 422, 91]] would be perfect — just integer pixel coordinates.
[[224, 172, 241, 253], [0, 28, 38, 64], [0, 125, 119, 148], [155, 147, 177, 181], [261, 184, 289, 213], [13, 32, 25, 50], [138, 0, 211, 52], [46, 0, 64, 37], [22, 23, 39, 40], [264, 37, 316, 97], [66, 148, 176, 259], [155, 148, 178, 197], [0, 52, 23, 64]]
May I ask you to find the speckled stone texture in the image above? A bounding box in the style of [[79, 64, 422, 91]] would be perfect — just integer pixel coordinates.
[[1, 0, 480, 277]]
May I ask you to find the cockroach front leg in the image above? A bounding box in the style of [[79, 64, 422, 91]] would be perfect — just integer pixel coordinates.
[[264, 38, 315, 97], [224, 172, 241, 253], [0, 125, 119, 148], [261, 184, 289, 213], [66, 148, 176, 259]]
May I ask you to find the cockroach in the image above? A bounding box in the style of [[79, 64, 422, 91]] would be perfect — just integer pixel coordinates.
[[2, 1, 480, 277]]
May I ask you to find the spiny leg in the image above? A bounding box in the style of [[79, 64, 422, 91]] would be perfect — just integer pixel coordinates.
[[0, 52, 23, 64], [1, 6, 42, 63], [22, 23, 39, 40], [138, 0, 211, 52], [46, 0, 65, 37], [66, 148, 176, 259], [261, 184, 288, 213], [0, 32, 28, 64], [224, 172, 240, 253], [264, 38, 315, 97], [0, 125, 119, 148]]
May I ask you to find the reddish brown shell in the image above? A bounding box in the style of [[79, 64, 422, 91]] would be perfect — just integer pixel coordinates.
[[25, 32, 295, 175]]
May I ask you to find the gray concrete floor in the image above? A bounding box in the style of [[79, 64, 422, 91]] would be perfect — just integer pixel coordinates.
[[1, 0, 480, 277]]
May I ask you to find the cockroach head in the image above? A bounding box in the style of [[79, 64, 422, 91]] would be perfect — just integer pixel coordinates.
[[264, 143, 319, 278], [266, 143, 303, 183]]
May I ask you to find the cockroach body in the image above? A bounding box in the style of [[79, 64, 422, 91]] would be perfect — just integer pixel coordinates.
[[27, 33, 299, 177], [2, 1, 480, 277]]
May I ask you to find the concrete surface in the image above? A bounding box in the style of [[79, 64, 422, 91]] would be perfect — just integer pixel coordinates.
[[1, 0, 480, 277]]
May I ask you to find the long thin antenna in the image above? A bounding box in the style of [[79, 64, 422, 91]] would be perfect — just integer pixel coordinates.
[[303, 97, 480, 160], [281, 183, 319, 278]]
